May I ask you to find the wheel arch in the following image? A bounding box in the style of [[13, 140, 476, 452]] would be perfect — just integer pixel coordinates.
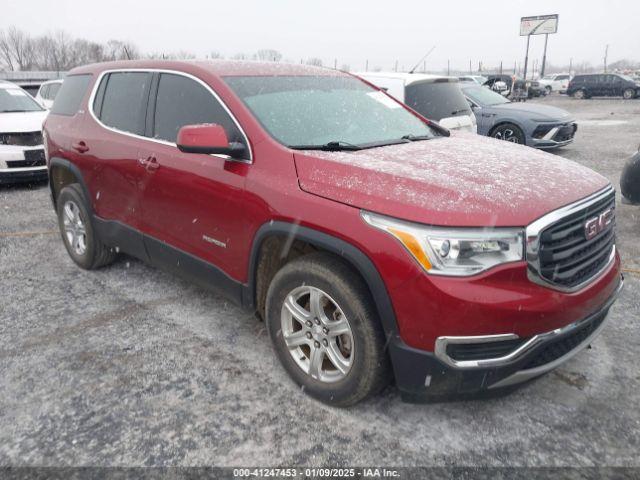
[[244, 221, 400, 339], [49, 157, 93, 214]]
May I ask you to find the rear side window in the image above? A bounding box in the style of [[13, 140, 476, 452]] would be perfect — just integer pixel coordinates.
[[39, 85, 50, 98], [404, 81, 471, 122], [50, 74, 91, 116], [152, 73, 243, 144], [48, 83, 62, 100], [557, 75, 570, 80], [96, 72, 151, 135]]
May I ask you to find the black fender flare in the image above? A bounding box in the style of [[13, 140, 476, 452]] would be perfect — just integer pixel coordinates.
[[243, 221, 401, 339], [48, 157, 93, 214]]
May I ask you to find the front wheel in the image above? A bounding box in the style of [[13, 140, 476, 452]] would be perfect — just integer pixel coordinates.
[[265, 253, 391, 406], [623, 88, 636, 100], [491, 123, 525, 145], [545, 86, 552, 94]]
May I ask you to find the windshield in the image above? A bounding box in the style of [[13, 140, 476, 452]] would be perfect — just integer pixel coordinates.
[[462, 85, 511, 107], [224, 75, 436, 148], [404, 81, 471, 122], [619, 74, 635, 82], [0, 87, 44, 112]]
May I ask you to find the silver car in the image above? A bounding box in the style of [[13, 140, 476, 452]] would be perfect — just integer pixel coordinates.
[[462, 84, 577, 149]]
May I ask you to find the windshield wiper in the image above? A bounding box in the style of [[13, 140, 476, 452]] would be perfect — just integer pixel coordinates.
[[450, 109, 469, 116], [401, 134, 432, 142], [0, 109, 32, 113], [289, 141, 362, 151]]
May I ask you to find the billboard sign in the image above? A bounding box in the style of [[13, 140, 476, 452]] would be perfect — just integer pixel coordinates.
[[520, 14, 559, 36]]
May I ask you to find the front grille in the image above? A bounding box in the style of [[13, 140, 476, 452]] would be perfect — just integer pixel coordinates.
[[523, 311, 606, 369], [537, 191, 615, 288], [6, 149, 46, 168], [446, 338, 526, 362], [0, 131, 43, 147]]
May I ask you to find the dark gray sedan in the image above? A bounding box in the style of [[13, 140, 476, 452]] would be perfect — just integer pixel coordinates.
[[462, 84, 577, 149]]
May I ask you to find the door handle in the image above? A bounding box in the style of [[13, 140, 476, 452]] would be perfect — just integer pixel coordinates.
[[71, 141, 89, 153], [138, 155, 159, 171]]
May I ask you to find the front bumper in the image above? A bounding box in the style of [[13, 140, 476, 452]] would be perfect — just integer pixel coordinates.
[[389, 275, 623, 401], [530, 122, 577, 149], [0, 147, 48, 185]]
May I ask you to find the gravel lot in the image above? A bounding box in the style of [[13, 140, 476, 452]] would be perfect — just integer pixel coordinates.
[[1, 95, 639, 468]]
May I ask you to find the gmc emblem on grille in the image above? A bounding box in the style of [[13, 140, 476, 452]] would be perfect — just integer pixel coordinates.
[[584, 208, 613, 240]]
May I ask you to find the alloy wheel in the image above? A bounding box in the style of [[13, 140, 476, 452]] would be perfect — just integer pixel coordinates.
[[494, 128, 522, 143], [280, 285, 354, 383], [62, 200, 87, 256]]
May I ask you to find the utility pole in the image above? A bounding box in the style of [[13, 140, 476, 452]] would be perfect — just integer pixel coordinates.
[[365, 59, 368, 72], [514, 61, 517, 74], [422, 60, 426, 72], [569, 57, 573, 74], [540, 33, 549, 77], [447, 59, 450, 76], [469, 59, 472, 74], [500, 61, 503, 75], [604, 45, 609, 72], [394, 60, 398, 72], [334, 58, 337, 69]]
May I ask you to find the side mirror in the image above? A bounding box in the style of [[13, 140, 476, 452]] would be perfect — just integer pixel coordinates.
[[176, 124, 246, 159]]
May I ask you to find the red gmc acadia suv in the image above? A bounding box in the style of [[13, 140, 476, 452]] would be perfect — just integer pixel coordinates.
[[43, 61, 623, 406]]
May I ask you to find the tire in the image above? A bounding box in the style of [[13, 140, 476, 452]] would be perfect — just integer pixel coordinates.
[[545, 86, 552, 94], [56, 184, 117, 270], [265, 252, 392, 406], [491, 123, 526, 145], [573, 89, 587, 99], [623, 88, 636, 100]]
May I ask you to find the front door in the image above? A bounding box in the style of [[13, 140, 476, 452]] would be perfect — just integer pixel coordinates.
[[138, 72, 252, 284]]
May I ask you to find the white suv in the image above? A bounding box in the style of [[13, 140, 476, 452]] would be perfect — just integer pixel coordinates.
[[538, 73, 571, 94], [35, 79, 64, 109], [356, 72, 477, 133]]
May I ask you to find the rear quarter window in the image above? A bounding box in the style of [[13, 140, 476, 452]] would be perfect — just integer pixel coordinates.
[[50, 75, 92, 116]]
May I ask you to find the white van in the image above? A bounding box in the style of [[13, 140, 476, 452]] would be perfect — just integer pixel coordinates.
[[356, 72, 477, 133]]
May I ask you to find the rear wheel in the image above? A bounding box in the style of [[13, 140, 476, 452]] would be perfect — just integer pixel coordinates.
[[57, 184, 117, 270], [573, 89, 587, 99], [545, 86, 552, 94], [623, 88, 636, 100], [491, 123, 525, 145], [265, 252, 391, 406]]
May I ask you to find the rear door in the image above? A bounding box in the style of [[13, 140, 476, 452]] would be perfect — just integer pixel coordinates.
[[138, 71, 251, 281], [86, 71, 153, 252]]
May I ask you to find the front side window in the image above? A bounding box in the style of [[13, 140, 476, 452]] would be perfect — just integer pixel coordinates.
[[0, 87, 44, 113], [51, 74, 91, 116], [152, 73, 243, 144], [39, 85, 50, 99], [96, 72, 151, 135], [225, 75, 436, 148]]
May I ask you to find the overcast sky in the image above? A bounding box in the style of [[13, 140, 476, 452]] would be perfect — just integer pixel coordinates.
[[3, 0, 638, 71]]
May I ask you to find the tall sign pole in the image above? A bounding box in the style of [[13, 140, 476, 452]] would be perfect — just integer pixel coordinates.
[[540, 33, 549, 77], [523, 34, 531, 80], [520, 14, 559, 80]]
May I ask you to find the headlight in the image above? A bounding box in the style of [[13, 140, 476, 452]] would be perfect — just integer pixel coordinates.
[[362, 211, 524, 276]]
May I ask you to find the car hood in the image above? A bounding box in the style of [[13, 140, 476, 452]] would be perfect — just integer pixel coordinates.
[[491, 102, 572, 121], [0, 110, 47, 133], [294, 132, 609, 227]]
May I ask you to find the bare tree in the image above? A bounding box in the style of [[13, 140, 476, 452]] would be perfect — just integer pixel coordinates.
[[209, 51, 224, 59], [255, 49, 282, 62], [0, 26, 36, 70], [232, 52, 250, 60], [306, 57, 323, 67], [340, 64, 350, 72]]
